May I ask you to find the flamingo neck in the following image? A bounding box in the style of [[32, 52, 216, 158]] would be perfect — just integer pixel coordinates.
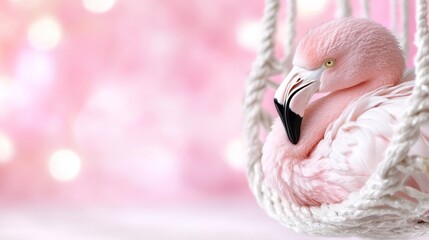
[[286, 78, 398, 159]]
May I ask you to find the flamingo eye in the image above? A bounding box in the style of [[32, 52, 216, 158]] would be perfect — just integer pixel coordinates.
[[324, 59, 335, 67]]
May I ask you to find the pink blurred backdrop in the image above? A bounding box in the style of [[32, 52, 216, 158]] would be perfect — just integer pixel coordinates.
[[0, 0, 424, 239]]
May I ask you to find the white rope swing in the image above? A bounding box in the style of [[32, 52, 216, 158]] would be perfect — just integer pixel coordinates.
[[243, 0, 429, 238]]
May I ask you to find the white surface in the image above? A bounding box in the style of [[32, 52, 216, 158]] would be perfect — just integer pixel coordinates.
[[0, 200, 428, 240]]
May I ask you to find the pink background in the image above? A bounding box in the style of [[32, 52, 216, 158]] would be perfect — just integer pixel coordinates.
[[0, 0, 425, 239]]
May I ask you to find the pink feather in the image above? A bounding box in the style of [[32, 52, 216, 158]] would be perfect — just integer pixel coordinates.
[[262, 18, 429, 206]]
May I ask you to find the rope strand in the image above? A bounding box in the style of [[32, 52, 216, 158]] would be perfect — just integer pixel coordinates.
[[282, 0, 296, 72], [361, 0, 371, 18], [336, 0, 352, 18], [244, 0, 279, 189], [390, 0, 398, 35], [400, 0, 409, 58]]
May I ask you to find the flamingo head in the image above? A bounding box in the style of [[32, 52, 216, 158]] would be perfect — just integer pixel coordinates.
[[274, 18, 406, 144]]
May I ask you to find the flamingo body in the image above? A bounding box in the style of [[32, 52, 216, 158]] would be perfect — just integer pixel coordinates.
[[262, 18, 429, 206]]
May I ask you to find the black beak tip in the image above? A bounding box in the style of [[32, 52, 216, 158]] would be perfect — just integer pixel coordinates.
[[289, 135, 299, 145], [274, 98, 302, 145]]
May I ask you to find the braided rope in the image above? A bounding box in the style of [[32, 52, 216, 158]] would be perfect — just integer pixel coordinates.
[[244, 0, 429, 237], [243, 0, 279, 198]]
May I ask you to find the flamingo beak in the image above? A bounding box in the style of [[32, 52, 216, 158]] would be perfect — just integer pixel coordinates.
[[274, 66, 321, 144]]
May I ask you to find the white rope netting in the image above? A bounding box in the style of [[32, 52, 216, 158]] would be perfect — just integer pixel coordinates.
[[243, 0, 429, 238]]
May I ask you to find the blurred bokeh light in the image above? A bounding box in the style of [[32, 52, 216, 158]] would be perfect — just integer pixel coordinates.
[[27, 16, 62, 51], [83, 0, 116, 13], [49, 149, 81, 181]]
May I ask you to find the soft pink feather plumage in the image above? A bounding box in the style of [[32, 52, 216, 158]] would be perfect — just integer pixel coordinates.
[[262, 18, 429, 206]]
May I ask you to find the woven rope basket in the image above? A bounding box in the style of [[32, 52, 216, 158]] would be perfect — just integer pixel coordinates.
[[243, 0, 429, 238]]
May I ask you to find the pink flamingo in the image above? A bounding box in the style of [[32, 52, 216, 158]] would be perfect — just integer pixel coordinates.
[[262, 18, 429, 206]]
